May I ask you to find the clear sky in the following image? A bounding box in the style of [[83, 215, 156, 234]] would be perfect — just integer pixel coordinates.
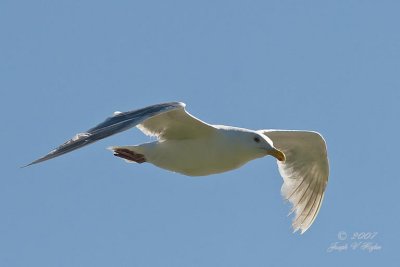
[[1, 0, 399, 266]]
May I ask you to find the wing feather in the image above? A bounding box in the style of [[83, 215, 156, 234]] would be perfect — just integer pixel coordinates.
[[137, 105, 216, 139], [24, 102, 185, 166], [259, 130, 329, 234]]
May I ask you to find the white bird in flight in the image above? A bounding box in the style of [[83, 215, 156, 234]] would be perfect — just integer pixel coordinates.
[[26, 102, 329, 234]]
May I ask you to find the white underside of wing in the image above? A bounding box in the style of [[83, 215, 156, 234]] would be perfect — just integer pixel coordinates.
[[260, 130, 329, 234]]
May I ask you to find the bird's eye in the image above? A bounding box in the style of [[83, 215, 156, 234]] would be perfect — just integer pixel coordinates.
[[254, 136, 261, 143]]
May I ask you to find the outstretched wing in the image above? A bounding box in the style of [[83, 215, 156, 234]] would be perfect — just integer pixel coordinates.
[[259, 130, 329, 234], [24, 102, 185, 167], [137, 104, 216, 139]]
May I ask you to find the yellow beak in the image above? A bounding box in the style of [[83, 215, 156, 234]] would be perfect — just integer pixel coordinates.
[[270, 148, 286, 162]]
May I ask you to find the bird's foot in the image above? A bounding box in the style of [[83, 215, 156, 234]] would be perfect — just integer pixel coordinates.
[[113, 148, 146, 163]]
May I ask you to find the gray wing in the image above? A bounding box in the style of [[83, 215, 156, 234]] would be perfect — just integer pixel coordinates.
[[24, 102, 185, 167], [137, 104, 216, 139], [259, 130, 329, 234]]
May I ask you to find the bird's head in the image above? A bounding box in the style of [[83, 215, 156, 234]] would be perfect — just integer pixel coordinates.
[[248, 132, 286, 161], [223, 127, 286, 162]]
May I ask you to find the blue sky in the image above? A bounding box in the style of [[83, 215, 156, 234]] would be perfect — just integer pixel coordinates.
[[1, 0, 399, 266]]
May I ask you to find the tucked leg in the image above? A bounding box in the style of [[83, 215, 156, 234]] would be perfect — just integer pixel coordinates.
[[112, 148, 146, 163]]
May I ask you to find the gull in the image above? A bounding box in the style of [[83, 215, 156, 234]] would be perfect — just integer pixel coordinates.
[[26, 102, 329, 233]]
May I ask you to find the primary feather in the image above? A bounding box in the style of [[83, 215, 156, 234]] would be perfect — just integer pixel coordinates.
[[259, 130, 329, 233]]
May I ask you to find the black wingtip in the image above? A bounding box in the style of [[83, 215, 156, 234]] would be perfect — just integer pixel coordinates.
[[20, 162, 33, 168], [20, 159, 41, 168]]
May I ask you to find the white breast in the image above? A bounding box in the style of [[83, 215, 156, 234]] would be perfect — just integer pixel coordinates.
[[138, 136, 253, 176]]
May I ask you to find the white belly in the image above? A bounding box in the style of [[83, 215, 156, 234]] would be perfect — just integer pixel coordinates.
[[137, 138, 253, 176]]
